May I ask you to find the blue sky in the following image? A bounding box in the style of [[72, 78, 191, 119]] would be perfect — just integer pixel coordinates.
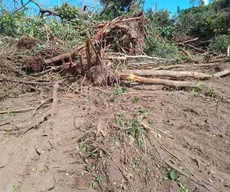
[[3, 0, 210, 15], [38, 0, 210, 14]]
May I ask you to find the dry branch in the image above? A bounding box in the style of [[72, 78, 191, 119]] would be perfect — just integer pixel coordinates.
[[105, 53, 170, 61], [126, 74, 197, 88], [208, 57, 230, 63], [178, 43, 207, 53], [0, 108, 34, 115], [30, 0, 59, 17], [121, 70, 212, 79], [192, 63, 221, 67], [179, 48, 194, 62], [177, 37, 199, 45], [1, 78, 54, 85], [93, 16, 143, 28]]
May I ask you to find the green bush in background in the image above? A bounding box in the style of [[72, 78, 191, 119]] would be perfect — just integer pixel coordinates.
[[209, 35, 230, 53]]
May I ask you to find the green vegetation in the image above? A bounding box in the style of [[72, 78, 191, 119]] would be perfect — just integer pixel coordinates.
[[209, 35, 230, 53]]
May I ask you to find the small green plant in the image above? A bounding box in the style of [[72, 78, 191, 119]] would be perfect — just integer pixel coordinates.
[[78, 131, 99, 158], [113, 84, 127, 96], [96, 176, 104, 183], [12, 185, 17, 192], [115, 110, 148, 148], [89, 180, 95, 189], [132, 96, 139, 103], [207, 88, 216, 97], [1, 132, 8, 137], [151, 106, 156, 111], [56, 73, 62, 81], [47, 186, 55, 191], [165, 170, 189, 192], [44, 164, 49, 170], [191, 85, 201, 92], [131, 157, 140, 169], [168, 170, 176, 180], [178, 182, 189, 192]]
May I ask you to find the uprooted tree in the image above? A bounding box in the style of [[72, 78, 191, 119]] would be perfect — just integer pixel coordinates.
[[0, 0, 229, 89]]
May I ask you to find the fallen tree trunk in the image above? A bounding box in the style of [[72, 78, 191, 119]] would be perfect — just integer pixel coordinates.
[[121, 70, 212, 79], [126, 74, 196, 87], [214, 69, 230, 77]]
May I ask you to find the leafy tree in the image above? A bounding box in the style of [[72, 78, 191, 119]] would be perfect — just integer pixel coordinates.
[[146, 9, 175, 39], [54, 2, 81, 21], [175, 2, 229, 39]]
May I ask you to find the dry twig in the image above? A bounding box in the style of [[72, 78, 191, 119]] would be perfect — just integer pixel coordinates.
[[0, 108, 34, 115], [32, 97, 53, 117]]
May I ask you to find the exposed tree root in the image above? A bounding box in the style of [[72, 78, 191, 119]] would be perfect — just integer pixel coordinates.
[[23, 82, 59, 134], [32, 97, 53, 117]]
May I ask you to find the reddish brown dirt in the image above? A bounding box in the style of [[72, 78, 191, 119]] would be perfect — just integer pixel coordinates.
[[0, 56, 230, 191]]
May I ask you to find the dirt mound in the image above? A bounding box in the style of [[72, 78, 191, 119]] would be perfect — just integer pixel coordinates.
[[16, 36, 39, 50]]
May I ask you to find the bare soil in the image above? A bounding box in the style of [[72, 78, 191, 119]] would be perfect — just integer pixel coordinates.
[[0, 53, 230, 192]]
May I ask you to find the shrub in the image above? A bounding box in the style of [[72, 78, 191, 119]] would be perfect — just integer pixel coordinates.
[[0, 11, 25, 36], [146, 9, 175, 39], [209, 35, 230, 53], [175, 3, 229, 39], [144, 38, 181, 59]]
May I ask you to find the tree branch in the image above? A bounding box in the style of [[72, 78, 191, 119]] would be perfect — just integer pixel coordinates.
[[30, 0, 59, 17]]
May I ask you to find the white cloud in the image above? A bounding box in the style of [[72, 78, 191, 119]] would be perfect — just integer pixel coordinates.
[[203, 0, 209, 5]]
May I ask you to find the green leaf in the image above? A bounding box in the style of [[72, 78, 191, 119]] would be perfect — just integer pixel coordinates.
[[169, 170, 176, 180], [48, 186, 55, 191]]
